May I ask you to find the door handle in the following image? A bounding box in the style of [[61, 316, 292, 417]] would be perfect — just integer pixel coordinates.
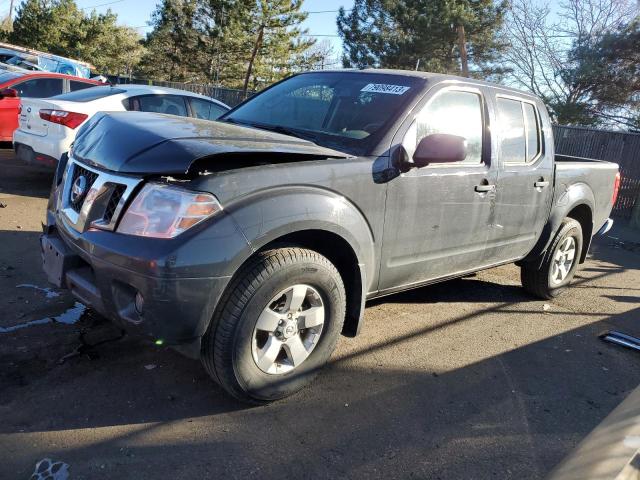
[[534, 180, 550, 188], [474, 184, 496, 193]]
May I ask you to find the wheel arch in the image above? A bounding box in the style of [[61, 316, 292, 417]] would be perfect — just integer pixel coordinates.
[[252, 229, 366, 337], [222, 187, 377, 337], [565, 203, 593, 263], [522, 183, 595, 266]]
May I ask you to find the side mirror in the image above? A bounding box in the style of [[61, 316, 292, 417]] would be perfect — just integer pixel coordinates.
[[0, 88, 18, 99], [413, 133, 467, 167]]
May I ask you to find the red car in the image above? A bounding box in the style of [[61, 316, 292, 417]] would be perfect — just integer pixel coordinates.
[[0, 71, 104, 142]]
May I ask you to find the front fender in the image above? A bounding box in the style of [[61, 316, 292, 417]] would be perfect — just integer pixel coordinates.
[[224, 185, 376, 291]]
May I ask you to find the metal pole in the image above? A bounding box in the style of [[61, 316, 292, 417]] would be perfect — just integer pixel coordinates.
[[8, 0, 14, 29]]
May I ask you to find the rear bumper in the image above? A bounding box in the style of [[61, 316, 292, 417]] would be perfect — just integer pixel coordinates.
[[13, 128, 69, 168], [14, 142, 58, 168], [42, 223, 231, 358]]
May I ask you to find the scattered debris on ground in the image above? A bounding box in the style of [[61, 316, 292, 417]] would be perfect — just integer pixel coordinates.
[[30, 458, 69, 480], [0, 302, 86, 334]]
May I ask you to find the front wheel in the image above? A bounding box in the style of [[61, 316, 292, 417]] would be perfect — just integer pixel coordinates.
[[521, 218, 583, 299], [201, 247, 346, 403]]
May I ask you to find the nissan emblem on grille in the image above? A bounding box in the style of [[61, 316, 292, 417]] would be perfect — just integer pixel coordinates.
[[71, 175, 88, 204]]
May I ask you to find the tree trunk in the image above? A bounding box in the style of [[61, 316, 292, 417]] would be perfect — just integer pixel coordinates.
[[243, 24, 264, 95], [457, 25, 469, 77]]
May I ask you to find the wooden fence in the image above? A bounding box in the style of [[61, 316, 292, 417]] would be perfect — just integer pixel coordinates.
[[553, 125, 640, 220]]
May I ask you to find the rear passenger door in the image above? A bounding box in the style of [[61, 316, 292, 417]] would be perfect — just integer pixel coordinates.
[[488, 95, 554, 262]]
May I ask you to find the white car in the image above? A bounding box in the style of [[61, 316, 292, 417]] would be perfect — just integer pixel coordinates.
[[13, 84, 230, 168]]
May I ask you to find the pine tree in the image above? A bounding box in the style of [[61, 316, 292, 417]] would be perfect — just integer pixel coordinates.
[[10, 0, 83, 55], [240, 0, 314, 93], [337, 0, 508, 78], [138, 0, 202, 81], [138, 0, 316, 91]]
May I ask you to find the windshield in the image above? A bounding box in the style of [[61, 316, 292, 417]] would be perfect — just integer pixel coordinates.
[[223, 72, 424, 155], [0, 71, 23, 84]]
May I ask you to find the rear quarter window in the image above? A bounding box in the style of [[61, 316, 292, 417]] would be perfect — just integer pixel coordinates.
[[70, 80, 101, 92]]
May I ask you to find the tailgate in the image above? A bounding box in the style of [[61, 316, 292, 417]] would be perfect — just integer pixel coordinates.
[[18, 99, 54, 137]]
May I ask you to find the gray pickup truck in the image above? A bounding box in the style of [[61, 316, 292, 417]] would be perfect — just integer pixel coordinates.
[[42, 70, 620, 402]]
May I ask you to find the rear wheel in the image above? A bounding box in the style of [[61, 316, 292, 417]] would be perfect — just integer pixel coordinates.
[[521, 218, 583, 299], [201, 247, 346, 403]]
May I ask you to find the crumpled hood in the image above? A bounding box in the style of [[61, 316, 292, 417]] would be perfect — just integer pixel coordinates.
[[72, 111, 350, 174]]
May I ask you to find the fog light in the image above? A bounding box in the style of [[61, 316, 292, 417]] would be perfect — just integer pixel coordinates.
[[134, 292, 144, 315]]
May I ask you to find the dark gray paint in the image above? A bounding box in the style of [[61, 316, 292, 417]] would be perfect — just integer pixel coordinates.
[[44, 70, 619, 352], [72, 111, 350, 174]]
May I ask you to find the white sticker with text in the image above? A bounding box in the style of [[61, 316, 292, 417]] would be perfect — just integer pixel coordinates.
[[361, 83, 411, 95]]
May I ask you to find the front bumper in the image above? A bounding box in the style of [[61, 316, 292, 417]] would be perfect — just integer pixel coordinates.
[[597, 218, 614, 235], [41, 223, 230, 358], [43, 156, 254, 357]]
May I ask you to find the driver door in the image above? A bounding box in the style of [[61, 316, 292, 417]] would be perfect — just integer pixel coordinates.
[[378, 86, 498, 292]]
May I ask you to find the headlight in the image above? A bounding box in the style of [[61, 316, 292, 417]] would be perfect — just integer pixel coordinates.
[[117, 183, 222, 238]]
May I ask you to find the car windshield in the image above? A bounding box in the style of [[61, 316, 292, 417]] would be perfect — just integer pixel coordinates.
[[52, 86, 122, 102], [0, 71, 23, 83], [223, 72, 424, 155]]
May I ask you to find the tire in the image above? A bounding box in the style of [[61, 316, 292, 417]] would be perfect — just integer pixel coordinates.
[[521, 218, 583, 299], [201, 247, 346, 403]]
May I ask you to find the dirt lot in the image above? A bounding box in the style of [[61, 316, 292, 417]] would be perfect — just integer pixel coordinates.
[[1, 145, 639, 479]]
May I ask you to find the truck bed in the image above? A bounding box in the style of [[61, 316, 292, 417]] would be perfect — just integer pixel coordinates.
[[554, 154, 618, 234]]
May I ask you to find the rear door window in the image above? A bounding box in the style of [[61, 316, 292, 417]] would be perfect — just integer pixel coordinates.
[[189, 97, 227, 120], [133, 95, 188, 116], [13, 78, 64, 98], [497, 97, 541, 164]]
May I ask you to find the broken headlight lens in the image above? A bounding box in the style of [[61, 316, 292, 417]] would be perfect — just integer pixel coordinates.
[[117, 183, 222, 238]]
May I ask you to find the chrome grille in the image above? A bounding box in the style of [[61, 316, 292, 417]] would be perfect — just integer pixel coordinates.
[[59, 158, 142, 233], [69, 164, 99, 213], [104, 185, 127, 223]]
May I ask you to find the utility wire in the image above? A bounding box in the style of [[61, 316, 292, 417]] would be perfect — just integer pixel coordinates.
[[79, 0, 125, 10]]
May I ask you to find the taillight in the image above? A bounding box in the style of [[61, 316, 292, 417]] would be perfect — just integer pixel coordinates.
[[39, 109, 88, 129], [612, 171, 621, 205]]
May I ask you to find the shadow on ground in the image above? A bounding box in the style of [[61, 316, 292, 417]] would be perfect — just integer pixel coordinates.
[[0, 144, 53, 199], [1, 227, 639, 478]]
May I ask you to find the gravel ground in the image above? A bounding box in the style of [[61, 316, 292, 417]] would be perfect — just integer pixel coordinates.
[[1, 145, 639, 479]]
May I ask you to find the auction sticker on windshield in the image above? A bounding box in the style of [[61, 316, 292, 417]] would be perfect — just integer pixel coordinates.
[[361, 83, 411, 95]]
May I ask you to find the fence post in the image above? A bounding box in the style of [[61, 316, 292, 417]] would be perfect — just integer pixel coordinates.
[[631, 194, 640, 230]]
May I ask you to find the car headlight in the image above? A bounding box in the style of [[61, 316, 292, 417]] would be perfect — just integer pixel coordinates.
[[117, 183, 223, 238]]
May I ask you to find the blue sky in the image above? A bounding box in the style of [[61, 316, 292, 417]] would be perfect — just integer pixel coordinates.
[[71, 0, 354, 54]]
